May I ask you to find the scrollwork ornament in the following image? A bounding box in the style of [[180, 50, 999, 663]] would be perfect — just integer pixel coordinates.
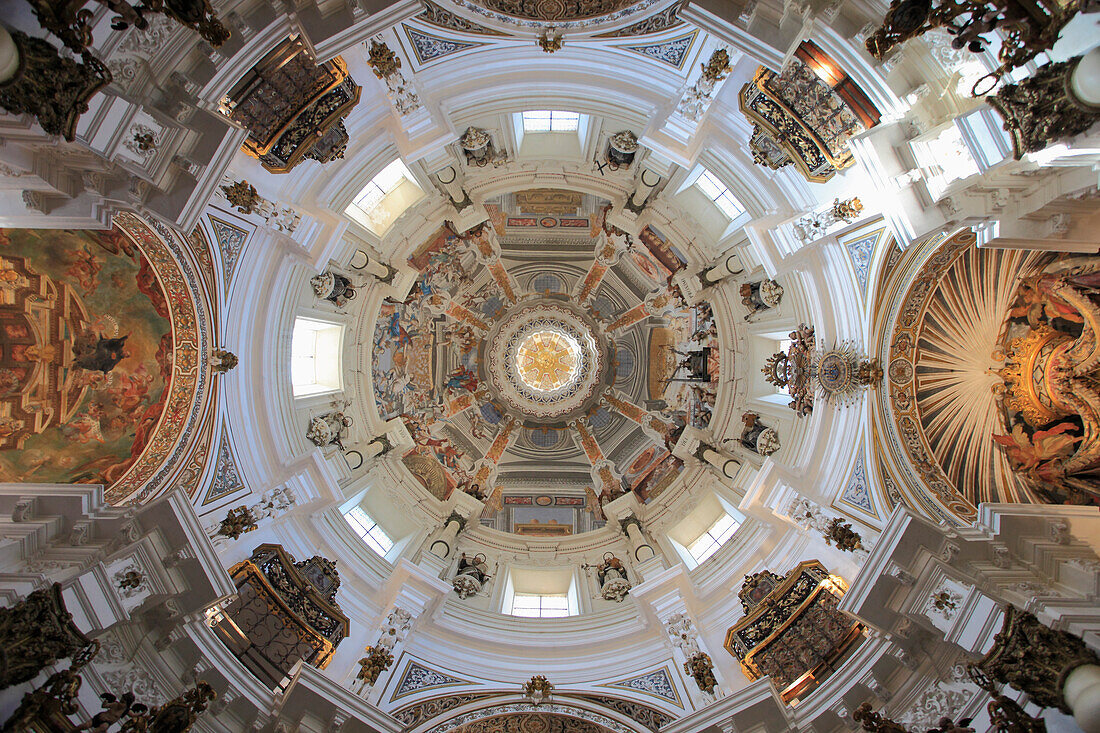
[[0, 31, 112, 141], [986, 55, 1100, 160], [970, 604, 1100, 712]]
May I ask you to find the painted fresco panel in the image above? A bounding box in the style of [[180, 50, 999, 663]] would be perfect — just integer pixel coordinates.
[[0, 227, 173, 486]]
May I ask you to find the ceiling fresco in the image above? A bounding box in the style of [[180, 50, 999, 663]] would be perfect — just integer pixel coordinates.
[[0, 219, 205, 502], [370, 192, 721, 534]]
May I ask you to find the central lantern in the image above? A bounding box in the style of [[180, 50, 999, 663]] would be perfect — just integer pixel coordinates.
[[516, 329, 581, 393], [484, 300, 609, 424]]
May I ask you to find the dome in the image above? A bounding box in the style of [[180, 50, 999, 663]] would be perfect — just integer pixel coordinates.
[[0, 2, 1098, 732]]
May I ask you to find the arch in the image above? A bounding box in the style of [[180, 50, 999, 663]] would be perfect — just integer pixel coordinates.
[[0, 212, 212, 505]]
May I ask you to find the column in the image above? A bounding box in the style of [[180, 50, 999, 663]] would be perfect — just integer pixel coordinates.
[[429, 512, 466, 558], [620, 516, 656, 562], [348, 249, 395, 282], [346, 418, 414, 470], [700, 252, 744, 285], [698, 443, 740, 480]]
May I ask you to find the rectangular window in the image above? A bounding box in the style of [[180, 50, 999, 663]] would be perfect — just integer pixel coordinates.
[[509, 593, 571, 618], [695, 169, 746, 220], [522, 110, 580, 133], [346, 159, 424, 236], [344, 506, 394, 557], [291, 318, 342, 397], [688, 513, 740, 564]]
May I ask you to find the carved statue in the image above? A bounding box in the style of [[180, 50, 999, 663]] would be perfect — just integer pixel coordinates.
[[853, 703, 909, 732], [25, 0, 229, 56], [585, 553, 631, 602], [118, 681, 216, 732], [452, 553, 490, 599], [74, 692, 137, 732], [854, 702, 977, 732]]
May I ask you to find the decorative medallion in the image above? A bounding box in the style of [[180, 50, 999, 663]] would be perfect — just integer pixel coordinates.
[[516, 329, 581, 392], [484, 301, 608, 422]]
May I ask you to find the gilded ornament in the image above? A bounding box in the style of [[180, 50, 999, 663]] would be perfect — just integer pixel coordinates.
[[356, 645, 394, 686], [367, 40, 401, 79], [0, 584, 98, 691], [700, 49, 732, 83], [214, 506, 257, 540], [683, 652, 716, 694], [523, 674, 554, 704], [220, 180, 261, 215], [117, 570, 144, 591], [822, 517, 864, 552], [210, 349, 238, 374], [538, 30, 563, 53], [931, 590, 958, 612], [986, 55, 1100, 159], [831, 197, 863, 221], [0, 31, 112, 142]]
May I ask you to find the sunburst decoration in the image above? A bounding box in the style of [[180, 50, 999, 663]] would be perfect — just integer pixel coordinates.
[[914, 246, 1045, 505], [517, 330, 580, 392]]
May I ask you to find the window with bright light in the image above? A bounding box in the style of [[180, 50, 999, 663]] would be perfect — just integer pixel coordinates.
[[911, 125, 980, 200], [509, 593, 571, 618], [688, 512, 740, 564], [771, 338, 792, 394], [346, 159, 424, 236], [695, 169, 746, 220], [345, 506, 394, 557], [522, 110, 580, 133], [291, 318, 342, 397]]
